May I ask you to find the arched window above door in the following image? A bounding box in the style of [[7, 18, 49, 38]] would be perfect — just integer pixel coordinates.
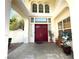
[[39, 4, 43, 13], [32, 3, 37, 12], [45, 4, 49, 13], [32, 3, 50, 13]]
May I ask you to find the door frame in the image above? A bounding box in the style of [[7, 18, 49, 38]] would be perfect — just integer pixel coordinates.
[[29, 17, 51, 43]]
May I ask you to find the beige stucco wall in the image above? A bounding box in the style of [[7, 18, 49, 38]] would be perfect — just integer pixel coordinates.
[[51, 7, 70, 42], [24, 0, 58, 17], [5, 0, 12, 58], [24, 0, 56, 13], [23, 18, 29, 43]]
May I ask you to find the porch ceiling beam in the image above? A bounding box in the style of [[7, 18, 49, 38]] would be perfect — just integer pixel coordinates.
[[54, 6, 69, 20], [52, 0, 68, 20], [12, 0, 31, 18], [54, 7, 69, 20]]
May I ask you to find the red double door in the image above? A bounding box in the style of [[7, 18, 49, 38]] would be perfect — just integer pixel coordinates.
[[35, 24, 48, 43]]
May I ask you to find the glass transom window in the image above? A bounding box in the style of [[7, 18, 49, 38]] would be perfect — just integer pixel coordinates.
[[35, 18, 47, 22], [31, 17, 51, 23]]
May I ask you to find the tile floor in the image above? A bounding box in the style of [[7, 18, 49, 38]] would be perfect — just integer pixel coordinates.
[[8, 42, 73, 59]]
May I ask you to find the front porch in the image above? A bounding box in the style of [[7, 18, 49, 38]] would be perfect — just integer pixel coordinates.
[[8, 42, 73, 59]]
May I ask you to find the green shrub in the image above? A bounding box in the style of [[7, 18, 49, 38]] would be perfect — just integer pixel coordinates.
[[9, 16, 24, 31]]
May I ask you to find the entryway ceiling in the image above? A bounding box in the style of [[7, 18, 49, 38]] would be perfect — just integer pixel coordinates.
[[12, 0, 69, 19], [24, 0, 56, 8]]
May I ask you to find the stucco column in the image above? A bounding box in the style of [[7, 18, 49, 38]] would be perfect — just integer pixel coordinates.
[[23, 18, 29, 43], [69, 0, 79, 59], [5, 1, 11, 34], [51, 19, 56, 42], [5, 0, 11, 58]]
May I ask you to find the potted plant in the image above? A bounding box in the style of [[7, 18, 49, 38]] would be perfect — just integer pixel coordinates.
[[61, 31, 72, 55], [49, 30, 54, 42], [62, 31, 72, 46]]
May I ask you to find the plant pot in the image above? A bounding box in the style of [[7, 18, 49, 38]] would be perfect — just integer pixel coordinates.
[[50, 39, 53, 43], [8, 38, 12, 48]]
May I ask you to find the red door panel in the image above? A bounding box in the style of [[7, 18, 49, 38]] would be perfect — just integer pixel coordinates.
[[35, 24, 48, 43]]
